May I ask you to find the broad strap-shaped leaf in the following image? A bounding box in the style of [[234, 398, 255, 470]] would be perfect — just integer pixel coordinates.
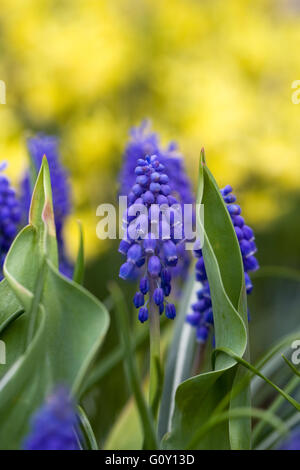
[[162, 153, 250, 450], [0, 279, 22, 333], [0, 158, 110, 449]]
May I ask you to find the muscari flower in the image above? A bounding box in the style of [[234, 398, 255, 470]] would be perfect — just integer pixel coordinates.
[[119, 154, 184, 322], [0, 162, 21, 280], [23, 387, 81, 450], [186, 185, 259, 342], [119, 121, 194, 283], [20, 135, 73, 277]]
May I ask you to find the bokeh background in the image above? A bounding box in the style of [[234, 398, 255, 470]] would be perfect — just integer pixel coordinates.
[[0, 0, 299, 447]]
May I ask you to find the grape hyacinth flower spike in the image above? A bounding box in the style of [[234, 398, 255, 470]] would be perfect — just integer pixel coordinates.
[[119, 120, 194, 284], [187, 184, 259, 343], [119, 154, 181, 323], [23, 387, 81, 450], [0, 162, 21, 280], [118, 152, 185, 415], [20, 135, 73, 277]]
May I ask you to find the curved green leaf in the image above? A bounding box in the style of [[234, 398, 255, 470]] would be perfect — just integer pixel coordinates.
[[77, 405, 99, 450], [0, 309, 48, 448], [0, 279, 22, 333], [29, 156, 58, 267], [158, 262, 197, 439], [0, 158, 110, 449], [162, 152, 250, 450]]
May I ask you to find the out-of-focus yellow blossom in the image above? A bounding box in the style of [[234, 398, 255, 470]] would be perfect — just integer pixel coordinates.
[[64, 211, 111, 260], [0, 0, 299, 260]]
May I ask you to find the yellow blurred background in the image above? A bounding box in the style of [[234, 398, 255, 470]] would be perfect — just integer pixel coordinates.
[[0, 0, 299, 261]]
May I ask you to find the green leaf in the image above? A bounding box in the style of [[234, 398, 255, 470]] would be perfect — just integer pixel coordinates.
[[77, 405, 99, 450], [73, 222, 85, 285], [158, 261, 197, 439], [281, 354, 300, 378], [253, 374, 300, 447], [29, 156, 58, 266], [80, 324, 149, 397], [104, 396, 143, 450], [207, 329, 300, 433], [108, 282, 157, 450], [0, 309, 47, 448], [186, 406, 287, 449], [103, 314, 171, 450], [0, 279, 22, 333], [252, 329, 300, 397], [255, 412, 300, 450], [215, 347, 300, 411], [0, 158, 110, 449], [162, 152, 250, 450]]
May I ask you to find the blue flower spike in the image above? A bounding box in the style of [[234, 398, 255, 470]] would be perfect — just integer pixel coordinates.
[[119, 152, 185, 322], [119, 121, 194, 283]]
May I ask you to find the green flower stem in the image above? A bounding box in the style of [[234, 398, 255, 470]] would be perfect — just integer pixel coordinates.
[[149, 278, 163, 420]]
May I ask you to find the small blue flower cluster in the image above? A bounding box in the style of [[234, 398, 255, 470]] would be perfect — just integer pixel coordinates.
[[0, 163, 21, 279], [119, 154, 182, 323], [119, 121, 194, 284], [23, 387, 80, 450], [21, 135, 73, 277], [186, 185, 259, 342]]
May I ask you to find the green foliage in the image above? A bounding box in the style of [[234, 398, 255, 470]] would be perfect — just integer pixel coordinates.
[[108, 282, 157, 450], [158, 262, 197, 439], [73, 222, 85, 285], [77, 405, 99, 450], [162, 152, 250, 450], [0, 155, 299, 451], [0, 158, 109, 449]]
